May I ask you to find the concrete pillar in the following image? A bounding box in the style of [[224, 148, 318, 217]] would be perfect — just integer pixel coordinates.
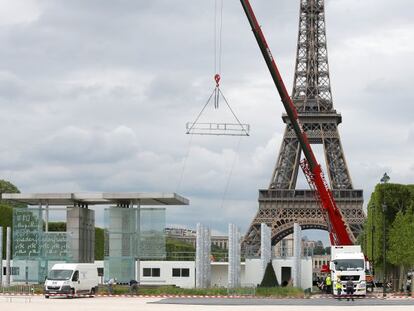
[[45, 202, 49, 232], [196, 223, 211, 288], [260, 223, 271, 281], [136, 259, 140, 283], [0, 226, 3, 286], [204, 226, 211, 288], [6, 227, 11, 286], [135, 201, 140, 284], [292, 223, 301, 288], [67, 207, 95, 263], [228, 224, 241, 288]]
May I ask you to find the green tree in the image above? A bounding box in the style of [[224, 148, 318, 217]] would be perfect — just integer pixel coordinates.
[[313, 244, 326, 255], [324, 246, 331, 255], [211, 243, 227, 262], [364, 183, 414, 271], [0, 180, 22, 259], [45, 222, 105, 261], [388, 209, 414, 269], [0, 179, 20, 194], [0, 179, 24, 208], [0, 204, 12, 259], [166, 238, 195, 261], [95, 227, 104, 260], [259, 262, 279, 287], [46, 222, 66, 232], [362, 183, 414, 291]]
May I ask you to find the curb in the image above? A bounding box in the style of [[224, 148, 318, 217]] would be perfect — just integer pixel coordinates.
[[97, 294, 254, 299], [7, 293, 412, 300], [0, 293, 302, 299], [310, 294, 413, 300]]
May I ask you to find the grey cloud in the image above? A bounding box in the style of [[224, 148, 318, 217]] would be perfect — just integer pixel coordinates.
[[0, 71, 25, 100], [35, 125, 138, 164], [0, 0, 412, 236]]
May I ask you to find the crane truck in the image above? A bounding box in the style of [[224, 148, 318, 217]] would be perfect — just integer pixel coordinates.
[[239, 0, 367, 296]]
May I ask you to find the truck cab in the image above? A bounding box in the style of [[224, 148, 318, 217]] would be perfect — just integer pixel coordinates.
[[330, 246, 367, 296]]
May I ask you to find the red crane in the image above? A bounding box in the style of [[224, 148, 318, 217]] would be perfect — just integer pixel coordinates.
[[239, 0, 353, 246]]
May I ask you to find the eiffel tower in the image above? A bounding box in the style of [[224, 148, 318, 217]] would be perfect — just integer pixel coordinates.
[[243, 0, 365, 255]]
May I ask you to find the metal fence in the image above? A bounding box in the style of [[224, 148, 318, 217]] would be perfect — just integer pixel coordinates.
[[227, 284, 256, 296], [0, 285, 34, 295]]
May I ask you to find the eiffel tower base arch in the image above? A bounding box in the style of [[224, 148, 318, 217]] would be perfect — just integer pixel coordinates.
[[243, 189, 365, 257]]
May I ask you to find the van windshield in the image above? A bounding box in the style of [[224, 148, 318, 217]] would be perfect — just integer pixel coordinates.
[[48, 269, 73, 280], [334, 259, 364, 271]]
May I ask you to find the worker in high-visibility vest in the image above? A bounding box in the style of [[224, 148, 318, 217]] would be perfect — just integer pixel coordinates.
[[336, 277, 343, 299], [325, 275, 332, 294]]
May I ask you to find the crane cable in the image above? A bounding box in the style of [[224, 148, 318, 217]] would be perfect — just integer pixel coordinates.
[[220, 135, 243, 210], [178, 1, 238, 195], [177, 1, 224, 192], [175, 131, 193, 193], [214, 0, 224, 78], [214, 0, 243, 207], [214, 0, 224, 109]]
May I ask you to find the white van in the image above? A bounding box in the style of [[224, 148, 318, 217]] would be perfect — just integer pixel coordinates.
[[44, 263, 99, 298]]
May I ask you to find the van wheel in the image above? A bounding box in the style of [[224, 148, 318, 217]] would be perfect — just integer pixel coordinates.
[[69, 289, 75, 299], [45, 295, 49, 299], [90, 287, 96, 297]]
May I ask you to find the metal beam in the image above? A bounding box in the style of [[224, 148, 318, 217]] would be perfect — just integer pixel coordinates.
[[6, 227, 11, 286]]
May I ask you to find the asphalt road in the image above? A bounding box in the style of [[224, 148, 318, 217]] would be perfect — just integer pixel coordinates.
[[1, 296, 413, 311], [154, 297, 414, 306]]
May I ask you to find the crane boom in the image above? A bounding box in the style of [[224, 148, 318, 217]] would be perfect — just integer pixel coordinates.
[[240, 0, 353, 246]]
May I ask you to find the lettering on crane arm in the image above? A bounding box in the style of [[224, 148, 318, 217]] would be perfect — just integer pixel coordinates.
[[266, 48, 273, 61], [298, 120, 305, 134]]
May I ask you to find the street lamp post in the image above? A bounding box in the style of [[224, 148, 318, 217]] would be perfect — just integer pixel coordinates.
[[382, 202, 387, 298], [370, 203, 375, 276], [380, 173, 390, 298]]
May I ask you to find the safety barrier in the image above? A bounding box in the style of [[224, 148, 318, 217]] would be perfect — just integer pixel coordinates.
[[0, 285, 34, 295], [227, 284, 256, 296], [0, 285, 34, 303]]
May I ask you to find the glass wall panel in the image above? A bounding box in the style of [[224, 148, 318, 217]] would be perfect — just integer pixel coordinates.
[[12, 208, 73, 283], [104, 207, 139, 283], [13, 209, 42, 260], [104, 257, 135, 284], [41, 232, 73, 261], [139, 208, 166, 260], [103, 207, 166, 282]]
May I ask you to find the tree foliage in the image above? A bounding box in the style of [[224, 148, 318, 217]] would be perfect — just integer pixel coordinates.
[[388, 209, 414, 268], [95, 227, 104, 260], [46, 222, 105, 260], [313, 244, 326, 255], [0, 179, 20, 195], [46, 222, 66, 231], [0, 180, 22, 259], [363, 183, 414, 273], [0, 179, 25, 208], [166, 238, 195, 260], [259, 262, 279, 287], [0, 204, 12, 259]]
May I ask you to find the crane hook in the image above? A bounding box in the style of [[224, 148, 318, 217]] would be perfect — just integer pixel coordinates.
[[214, 74, 221, 87]]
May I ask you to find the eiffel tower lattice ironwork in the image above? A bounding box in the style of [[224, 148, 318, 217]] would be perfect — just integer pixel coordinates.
[[243, 0, 365, 255]]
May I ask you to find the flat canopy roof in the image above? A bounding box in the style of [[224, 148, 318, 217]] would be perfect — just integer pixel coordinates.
[[1, 192, 189, 206]]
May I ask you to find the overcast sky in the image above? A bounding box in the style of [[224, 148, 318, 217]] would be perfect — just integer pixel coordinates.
[[0, 0, 412, 244]]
